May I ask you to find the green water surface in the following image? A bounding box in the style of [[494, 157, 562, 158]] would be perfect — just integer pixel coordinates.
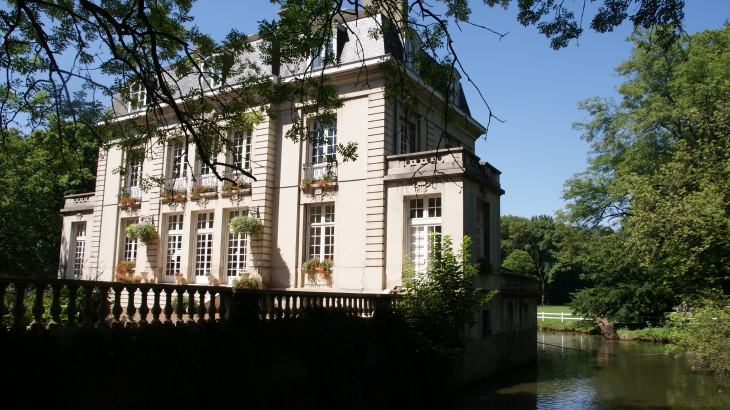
[[450, 331, 730, 409]]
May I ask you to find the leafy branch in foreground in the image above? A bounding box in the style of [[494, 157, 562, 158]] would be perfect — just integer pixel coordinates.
[[667, 295, 730, 376], [396, 234, 497, 354]]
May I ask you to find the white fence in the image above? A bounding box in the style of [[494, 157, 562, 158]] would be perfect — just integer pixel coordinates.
[[537, 311, 589, 322]]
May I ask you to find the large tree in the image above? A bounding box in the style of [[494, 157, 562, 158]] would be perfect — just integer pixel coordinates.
[[501, 215, 563, 305], [564, 24, 730, 320], [0, 122, 97, 277]]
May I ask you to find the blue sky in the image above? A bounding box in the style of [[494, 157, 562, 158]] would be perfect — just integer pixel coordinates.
[[189, 1, 730, 218]]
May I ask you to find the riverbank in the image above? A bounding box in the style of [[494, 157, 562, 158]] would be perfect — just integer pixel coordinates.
[[537, 319, 673, 342], [537, 306, 674, 342]]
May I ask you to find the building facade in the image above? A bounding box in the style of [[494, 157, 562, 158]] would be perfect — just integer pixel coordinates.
[[58, 10, 504, 298]]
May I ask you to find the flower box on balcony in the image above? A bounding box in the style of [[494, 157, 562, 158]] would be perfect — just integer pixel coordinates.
[[117, 193, 141, 209], [161, 188, 187, 202], [190, 191, 218, 200], [221, 186, 251, 197]]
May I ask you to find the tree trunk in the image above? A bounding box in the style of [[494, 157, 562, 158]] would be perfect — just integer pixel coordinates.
[[596, 317, 619, 339], [541, 275, 546, 306]]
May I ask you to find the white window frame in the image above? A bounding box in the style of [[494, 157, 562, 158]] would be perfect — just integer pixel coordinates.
[[194, 211, 215, 283], [164, 214, 184, 282], [126, 154, 143, 199], [310, 121, 337, 166], [122, 218, 139, 262], [407, 196, 442, 273], [195, 148, 217, 190], [398, 117, 415, 155], [226, 209, 249, 282], [128, 83, 149, 111], [404, 37, 418, 71], [169, 142, 188, 189], [204, 61, 222, 89], [312, 29, 336, 69], [307, 204, 335, 262], [72, 222, 87, 279], [230, 130, 252, 172]]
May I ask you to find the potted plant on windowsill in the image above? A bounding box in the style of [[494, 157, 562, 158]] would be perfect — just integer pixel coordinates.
[[117, 192, 139, 208], [222, 180, 251, 196], [300, 177, 313, 189], [229, 215, 263, 237], [162, 187, 187, 202], [302, 258, 333, 285], [115, 260, 136, 276], [125, 223, 157, 246], [190, 183, 217, 199]]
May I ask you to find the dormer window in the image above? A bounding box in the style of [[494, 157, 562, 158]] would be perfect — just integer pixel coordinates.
[[404, 38, 417, 71], [128, 83, 149, 111], [312, 26, 337, 69], [202, 57, 222, 89]]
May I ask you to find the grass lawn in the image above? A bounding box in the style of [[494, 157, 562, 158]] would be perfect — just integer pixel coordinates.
[[536, 305, 575, 314]]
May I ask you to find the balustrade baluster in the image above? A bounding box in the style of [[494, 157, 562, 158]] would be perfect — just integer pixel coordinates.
[[151, 287, 162, 326], [218, 292, 227, 324], [0, 282, 8, 331], [65, 285, 79, 329], [111, 286, 123, 329], [138, 287, 150, 326], [267, 295, 274, 320], [275, 295, 283, 319], [96, 286, 110, 329], [163, 288, 173, 325], [81, 285, 95, 329], [125, 285, 137, 327], [208, 290, 217, 323], [175, 288, 186, 325], [30, 284, 46, 332], [186, 289, 197, 325], [10, 283, 27, 332], [283, 295, 291, 319], [197, 289, 207, 324], [52, 284, 65, 331]]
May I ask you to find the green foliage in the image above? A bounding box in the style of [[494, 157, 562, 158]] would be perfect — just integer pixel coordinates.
[[396, 235, 495, 354], [125, 223, 157, 245], [228, 215, 263, 237], [0, 125, 97, 277], [564, 26, 730, 320], [500, 215, 563, 305], [502, 249, 535, 275], [667, 296, 730, 375]]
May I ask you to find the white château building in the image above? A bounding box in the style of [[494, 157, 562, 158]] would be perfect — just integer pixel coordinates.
[[58, 8, 504, 300]]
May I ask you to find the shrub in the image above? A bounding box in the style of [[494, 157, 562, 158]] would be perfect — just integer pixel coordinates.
[[396, 234, 497, 354], [667, 295, 730, 375]]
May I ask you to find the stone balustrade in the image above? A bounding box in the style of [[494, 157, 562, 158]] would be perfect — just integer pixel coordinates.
[[0, 278, 396, 333], [385, 147, 501, 191], [60, 192, 95, 213]]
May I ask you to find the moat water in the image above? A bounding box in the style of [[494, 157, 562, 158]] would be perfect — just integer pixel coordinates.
[[449, 331, 730, 409]]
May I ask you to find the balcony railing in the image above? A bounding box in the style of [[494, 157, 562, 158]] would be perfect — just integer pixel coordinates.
[[191, 173, 217, 195], [60, 193, 95, 213], [165, 176, 187, 190], [302, 162, 337, 182], [122, 185, 142, 199], [0, 277, 396, 332], [223, 170, 253, 186]]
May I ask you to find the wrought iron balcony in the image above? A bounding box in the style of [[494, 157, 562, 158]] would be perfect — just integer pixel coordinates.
[[162, 177, 187, 201], [191, 173, 218, 196], [122, 185, 142, 199], [302, 162, 337, 183]]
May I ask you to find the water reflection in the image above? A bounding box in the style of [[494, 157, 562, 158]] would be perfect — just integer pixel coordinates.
[[449, 331, 730, 409]]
